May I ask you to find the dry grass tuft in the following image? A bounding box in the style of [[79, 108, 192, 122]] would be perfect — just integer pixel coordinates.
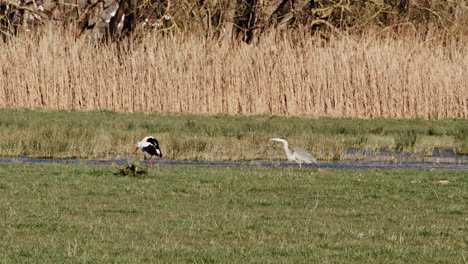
[[0, 29, 466, 119]]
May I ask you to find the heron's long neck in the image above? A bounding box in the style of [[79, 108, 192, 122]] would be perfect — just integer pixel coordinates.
[[282, 141, 294, 161]]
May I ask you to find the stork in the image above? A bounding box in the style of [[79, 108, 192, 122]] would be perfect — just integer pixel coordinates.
[[134, 136, 162, 167]]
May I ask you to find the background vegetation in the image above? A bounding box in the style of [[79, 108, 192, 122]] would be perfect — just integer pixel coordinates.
[[0, 1, 466, 119], [0, 109, 466, 161], [0, 30, 466, 118], [0, 163, 465, 263], [1, 0, 466, 41]]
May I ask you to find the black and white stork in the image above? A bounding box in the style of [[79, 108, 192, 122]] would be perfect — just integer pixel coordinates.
[[133, 136, 162, 167]]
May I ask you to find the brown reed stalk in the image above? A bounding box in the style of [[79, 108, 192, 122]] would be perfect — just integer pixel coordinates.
[[0, 28, 466, 119]]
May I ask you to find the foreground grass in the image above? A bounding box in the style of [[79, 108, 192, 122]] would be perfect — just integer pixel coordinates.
[[0, 163, 466, 263], [0, 109, 467, 161]]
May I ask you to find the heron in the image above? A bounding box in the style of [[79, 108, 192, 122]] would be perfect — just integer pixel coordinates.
[[133, 136, 162, 167], [271, 137, 317, 168]]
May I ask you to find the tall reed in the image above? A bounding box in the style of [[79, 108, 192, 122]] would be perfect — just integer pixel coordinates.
[[0, 29, 466, 118]]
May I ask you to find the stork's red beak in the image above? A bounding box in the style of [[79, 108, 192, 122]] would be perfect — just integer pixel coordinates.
[[133, 147, 139, 155]]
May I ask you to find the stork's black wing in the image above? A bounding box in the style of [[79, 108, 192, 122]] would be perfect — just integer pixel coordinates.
[[146, 137, 159, 146], [142, 144, 162, 157]]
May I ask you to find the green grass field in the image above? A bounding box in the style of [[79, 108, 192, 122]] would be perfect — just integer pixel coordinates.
[[0, 163, 465, 263], [0, 109, 467, 161]]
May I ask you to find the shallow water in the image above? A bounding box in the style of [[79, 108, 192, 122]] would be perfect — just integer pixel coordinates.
[[0, 157, 467, 170], [345, 147, 468, 159]]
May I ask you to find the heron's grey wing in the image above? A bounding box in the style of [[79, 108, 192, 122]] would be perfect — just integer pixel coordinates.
[[292, 148, 317, 164]]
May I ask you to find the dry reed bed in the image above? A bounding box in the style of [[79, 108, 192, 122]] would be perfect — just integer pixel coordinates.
[[0, 31, 466, 118]]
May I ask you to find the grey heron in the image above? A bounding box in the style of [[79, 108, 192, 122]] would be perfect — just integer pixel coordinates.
[[134, 136, 162, 167], [271, 137, 317, 168]]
